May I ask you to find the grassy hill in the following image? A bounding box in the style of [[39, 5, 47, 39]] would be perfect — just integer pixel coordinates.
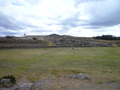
[[0, 35, 120, 49]]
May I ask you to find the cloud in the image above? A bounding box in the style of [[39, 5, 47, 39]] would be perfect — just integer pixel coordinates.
[[0, 11, 41, 30], [0, 12, 24, 30], [74, 0, 120, 27], [88, 0, 120, 27], [0, 27, 18, 36], [58, 12, 80, 27], [0, 0, 120, 37]]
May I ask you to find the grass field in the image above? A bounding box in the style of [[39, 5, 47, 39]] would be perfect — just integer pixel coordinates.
[[0, 47, 120, 83]]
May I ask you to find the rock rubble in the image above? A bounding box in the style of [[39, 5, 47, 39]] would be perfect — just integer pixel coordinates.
[[70, 73, 91, 81]]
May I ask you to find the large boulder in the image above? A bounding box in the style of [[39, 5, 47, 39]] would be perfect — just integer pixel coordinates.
[[0, 79, 14, 87], [15, 83, 33, 90], [10, 78, 53, 90], [70, 73, 91, 81], [30, 78, 53, 90]]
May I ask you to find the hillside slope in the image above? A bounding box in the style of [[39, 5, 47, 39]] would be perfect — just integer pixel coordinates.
[[0, 35, 120, 49]]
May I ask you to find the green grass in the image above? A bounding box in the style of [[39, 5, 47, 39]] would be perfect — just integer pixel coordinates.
[[0, 47, 120, 82]]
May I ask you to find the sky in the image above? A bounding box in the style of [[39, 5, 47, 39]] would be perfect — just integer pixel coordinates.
[[0, 0, 120, 37]]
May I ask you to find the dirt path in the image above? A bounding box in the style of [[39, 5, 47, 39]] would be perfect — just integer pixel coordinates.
[[17, 77, 32, 84], [0, 78, 120, 90], [41, 78, 120, 90]]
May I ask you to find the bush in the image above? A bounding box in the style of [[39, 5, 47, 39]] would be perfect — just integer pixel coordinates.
[[0, 75, 16, 84], [93, 35, 120, 40], [33, 37, 37, 40], [5, 36, 14, 39]]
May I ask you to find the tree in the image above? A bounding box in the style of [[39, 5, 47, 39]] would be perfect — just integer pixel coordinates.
[[93, 35, 120, 40]]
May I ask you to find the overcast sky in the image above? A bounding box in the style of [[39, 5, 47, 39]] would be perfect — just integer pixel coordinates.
[[0, 0, 120, 37]]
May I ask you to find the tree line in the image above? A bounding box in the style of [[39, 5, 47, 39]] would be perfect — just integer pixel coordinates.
[[93, 35, 120, 40]]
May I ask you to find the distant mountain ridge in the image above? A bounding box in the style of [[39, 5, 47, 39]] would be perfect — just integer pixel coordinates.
[[48, 34, 61, 37]]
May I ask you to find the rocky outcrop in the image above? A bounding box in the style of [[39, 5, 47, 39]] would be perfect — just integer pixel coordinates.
[[10, 78, 54, 90], [19, 35, 112, 47], [1, 77, 120, 90], [70, 73, 91, 81], [52, 39, 111, 47], [0, 79, 14, 87], [0, 35, 116, 49]]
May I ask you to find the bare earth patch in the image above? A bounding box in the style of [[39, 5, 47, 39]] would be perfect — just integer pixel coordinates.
[[0, 77, 120, 90], [17, 77, 32, 84], [41, 78, 120, 90]]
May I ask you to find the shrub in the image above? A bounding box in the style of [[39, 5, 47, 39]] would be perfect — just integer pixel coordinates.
[[5, 36, 14, 39], [0, 75, 16, 84], [33, 37, 37, 40]]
